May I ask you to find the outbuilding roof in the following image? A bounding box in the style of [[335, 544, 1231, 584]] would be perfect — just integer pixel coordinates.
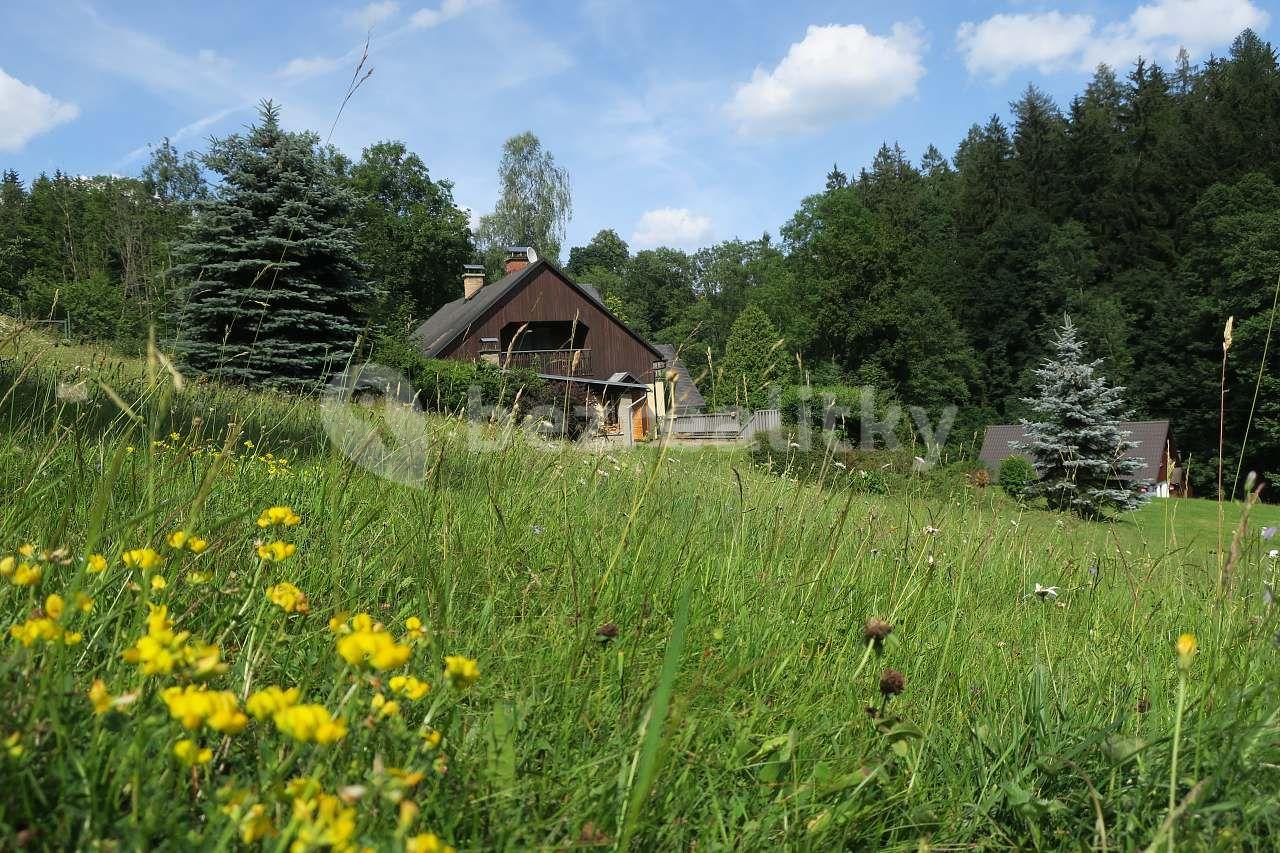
[[978, 420, 1174, 482], [652, 343, 707, 413]]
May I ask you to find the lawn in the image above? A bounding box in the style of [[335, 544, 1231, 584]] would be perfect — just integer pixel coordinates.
[[2, 334, 1279, 850]]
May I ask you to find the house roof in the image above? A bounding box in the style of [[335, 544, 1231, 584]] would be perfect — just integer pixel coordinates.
[[652, 344, 707, 412], [978, 420, 1174, 482], [410, 259, 662, 363]]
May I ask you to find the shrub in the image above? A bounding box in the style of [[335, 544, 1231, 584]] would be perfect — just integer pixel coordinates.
[[372, 330, 549, 416], [998, 456, 1037, 501], [778, 384, 910, 448]]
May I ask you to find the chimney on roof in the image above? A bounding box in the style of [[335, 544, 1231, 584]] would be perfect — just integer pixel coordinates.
[[504, 246, 538, 275], [462, 264, 486, 299]]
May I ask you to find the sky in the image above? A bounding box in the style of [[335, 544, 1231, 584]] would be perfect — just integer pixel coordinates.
[[0, 0, 1273, 255]]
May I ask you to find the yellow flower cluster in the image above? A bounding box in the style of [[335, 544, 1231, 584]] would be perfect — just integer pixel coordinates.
[[166, 530, 209, 554], [257, 541, 297, 562], [1, 548, 45, 586], [122, 547, 163, 571], [443, 655, 480, 690], [266, 582, 310, 613], [246, 686, 301, 720], [9, 594, 83, 646], [173, 738, 213, 766], [121, 603, 224, 677], [291, 791, 357, 853], [334, 614, 413, 671], [389, 675, 430, 701], [162, 685, 248, 734], [221, 793, 277, 844], [406, 832, 456, 853], [257, 505, 302, 528], [272, 704, 348, 744]]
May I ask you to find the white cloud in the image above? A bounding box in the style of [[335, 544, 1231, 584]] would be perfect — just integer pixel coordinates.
[[410, 0, 488, 29], [277, 55, 347, 79], [347, 1, 400, 30], [959, 0, 1270, 80], [631, 208, 713, 248], [957, 12, 1096, 80], [726, 23, 926, 135], [0, 68, 80, 152], [1131, 0, 1269, 46]]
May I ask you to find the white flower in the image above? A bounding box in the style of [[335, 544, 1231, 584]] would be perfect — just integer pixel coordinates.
[[923, 526, 940, 535], [1033, 583, 1059, 600], [1269, 549, 1279, 559]]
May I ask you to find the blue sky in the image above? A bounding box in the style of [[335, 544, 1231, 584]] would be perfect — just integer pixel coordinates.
[[0, 0, 1272, 254]]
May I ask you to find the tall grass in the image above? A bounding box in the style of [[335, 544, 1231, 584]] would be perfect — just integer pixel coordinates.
[[2, 331, 1280, 849]]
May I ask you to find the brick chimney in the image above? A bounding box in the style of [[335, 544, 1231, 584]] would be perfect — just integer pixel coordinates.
[[462, 264, 485, 299], [504, 246, 538, 275]]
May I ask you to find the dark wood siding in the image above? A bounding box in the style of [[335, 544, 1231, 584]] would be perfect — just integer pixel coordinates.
[[438, 266, 659, 381]]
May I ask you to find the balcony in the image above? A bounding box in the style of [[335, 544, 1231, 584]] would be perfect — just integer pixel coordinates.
[[497, 348, 592, 376]]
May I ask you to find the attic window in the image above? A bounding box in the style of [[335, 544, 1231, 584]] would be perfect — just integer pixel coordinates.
[[478, 337, 499, 353]]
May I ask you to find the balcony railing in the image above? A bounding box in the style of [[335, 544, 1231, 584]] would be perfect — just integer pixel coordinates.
[[497, 348, 592, 375]]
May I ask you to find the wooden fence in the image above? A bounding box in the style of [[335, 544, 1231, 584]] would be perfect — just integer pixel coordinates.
[[667, 409, 780, 441]]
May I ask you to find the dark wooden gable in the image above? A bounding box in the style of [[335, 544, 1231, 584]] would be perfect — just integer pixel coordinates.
[[437, 262, 662, 382]]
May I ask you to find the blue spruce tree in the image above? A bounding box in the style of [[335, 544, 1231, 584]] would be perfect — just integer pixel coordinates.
[[168, 101, 374, 390], [1017, 318, 1148, 517]]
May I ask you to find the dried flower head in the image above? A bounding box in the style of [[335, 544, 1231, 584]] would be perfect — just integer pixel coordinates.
[[879, 668, 905, 696], [595, 622, 619, 641]]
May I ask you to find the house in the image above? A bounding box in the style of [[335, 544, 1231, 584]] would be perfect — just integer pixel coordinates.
[[410, 247, 698, 440], [978, 420, 1181, 497]]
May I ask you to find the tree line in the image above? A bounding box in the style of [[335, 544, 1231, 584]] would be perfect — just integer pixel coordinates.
[[0, 30, 1277, 492]]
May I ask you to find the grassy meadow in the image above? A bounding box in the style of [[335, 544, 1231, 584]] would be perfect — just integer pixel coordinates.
[[2, 327, 1280, 850]]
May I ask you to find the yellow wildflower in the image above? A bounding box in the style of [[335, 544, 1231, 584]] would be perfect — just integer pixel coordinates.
[[74, 592, 94, 613], [122, 603, 224, 678], [9, 617, 61, 646], [44, 593, 65, 620], [404, 616, 428, 642], [238, 803, 275, 843], [406, 832, 455, 853], [256, 541, 297, 562], [421, 729, 442, 750], [151, 575, 168, 591], [291, 793, 356, 851], [328, 612, 350, 634], [443, 655, 480, 690], [86, 553, 108, 574], [4, 732, 24, 759], [173, 738, 213, 766], [0, 555, 13, 576], [18, 543, 35, 558], [246, 686, 301, 721], [371, 693, 401, 718], [266, 581, 309, 613], [88, 679, 112, 714], [389, 675, 430, 701], [187, 569, 214, 584], [187, 537, 209, 554], [1176, 633, 1198, 669], [167, 531, 189, 549], [336, 618, 413, 670], [122, 547, 163, 571], [256, 505, 301, 528], [272, 704, 347, 744], [162, 685, 248, 734], [11, 562, 41, 586]]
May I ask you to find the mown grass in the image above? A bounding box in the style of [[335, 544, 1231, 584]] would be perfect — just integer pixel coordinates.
[[2, 328, 1280, 850]]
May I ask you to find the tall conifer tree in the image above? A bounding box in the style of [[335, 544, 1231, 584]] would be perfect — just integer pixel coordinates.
[[1017, 318, 1147, 517], [169, 102, 373, 390]]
